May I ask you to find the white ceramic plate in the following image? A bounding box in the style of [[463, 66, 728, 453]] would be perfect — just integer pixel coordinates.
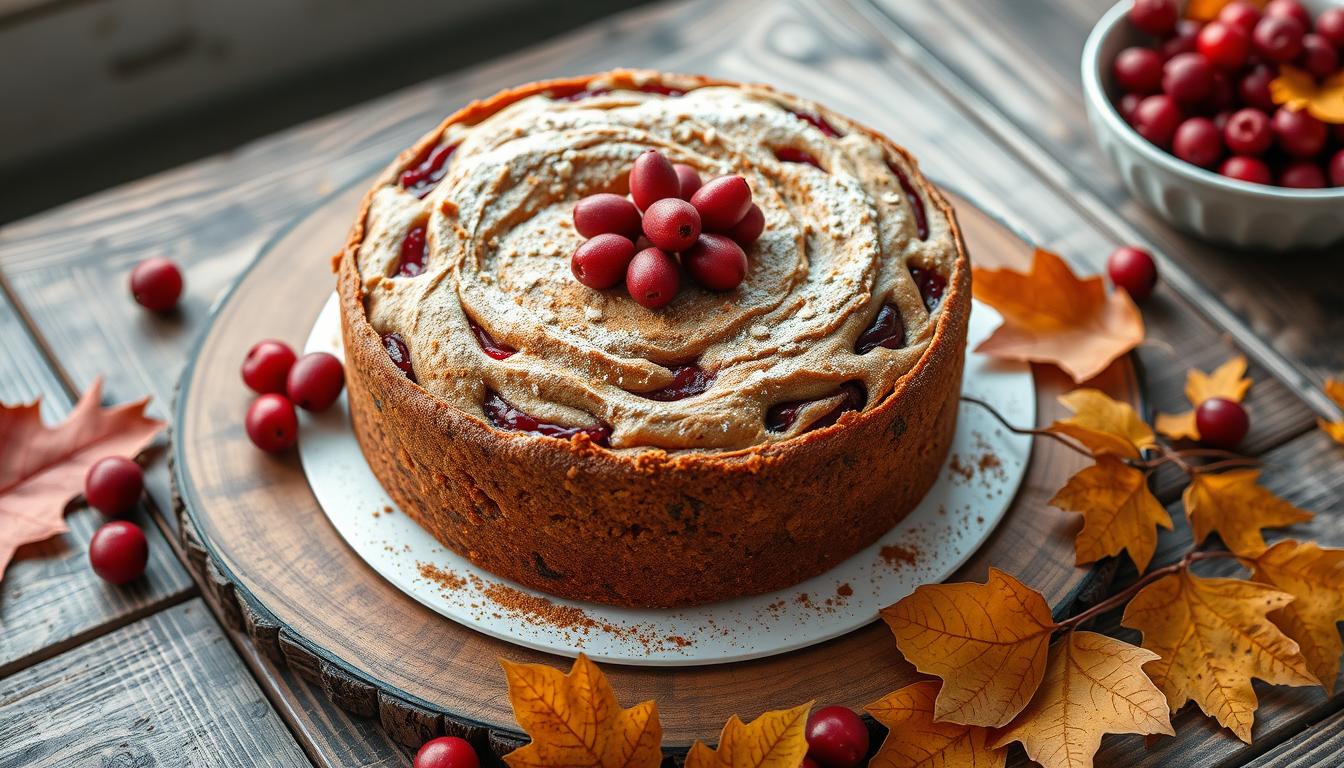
[[298, 295, 1034, 665]]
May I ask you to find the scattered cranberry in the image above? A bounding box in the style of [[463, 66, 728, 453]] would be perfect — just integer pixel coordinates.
[[89, 520, 149, 584], [413, 737, 479, 768], [1238, 65, 1278, 112], [1114, 47, 1164, 93], [1264, 0, 1313, 30], [726, 204, 766, 247], [1300, 33, 1339, 78], [1107, 246, 1159, 301], [855, 304, 906, 354], [1329, 149, 1344, 187], [1129, 0, 1178, 36], [241, 340, 297, 395], [1161, 19, 1202, 59], [626, 247, 680, 309], [804, 706, 869, 768], [1218, 1, 1262, 35], [84, 457, 144, 517], [1220, 155, 1274, 185], [1197, 22, 1250, 70], [642, 198, 702, 252], [1272, 107, 1327, 158], [1222, 108, 1272, 155], [629, 149, 681, 210], [1203, 70, 1235, 112], [1280, 160, 1327, 188], [246, 394, 299, 452], [1317, 7, 1344, 46], [1132, 94, 1183, 147], [399, 143, 455, 198], [1173, 117, 1223, 167], [1252, 15, 1305, 62], [129, 257, 183, 312], [1163, 53, 1216, 105], [685, 234, 748, 291], [908, 266, 947, 311], [382, 332, 419, 381], [398, 223, 428, 277], [483, 391, 611, 445], [1119, 92, 1145, 123], [690, 175, 753, 231], [286, 352, 345, 412], [1196, 397, 1249, 448], [573, 193, 642, 241], [572, 233, 636, 290], [673, 163, 703, 200]]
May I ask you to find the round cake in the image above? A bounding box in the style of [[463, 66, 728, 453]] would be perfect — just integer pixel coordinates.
[[335, 70, 971, 607]]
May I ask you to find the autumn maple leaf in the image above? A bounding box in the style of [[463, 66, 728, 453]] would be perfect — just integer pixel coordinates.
[[1050, 455, 1172, 573], [684, 702, 812, 768], [1048, 389, 1157, 460], [1121, 570, 1319, 742], [993, 632, 1172, 768], [1155, 356, 1252, 441], [866, 681, 1004, 768], [972, 249, 1144, 383], [881, 568, 1056, 728], [0, 378, 163, 580], [501, 653, 662, 768], [1183, 469, 1312, 558], [1252, 540, 1344, 694], [1185, 0, 1264, 22], [1319, 378, 1344, 445], [1270, 66, 1344, 125]]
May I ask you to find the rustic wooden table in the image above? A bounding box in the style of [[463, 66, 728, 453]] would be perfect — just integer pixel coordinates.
[[0, 1, 1340, 766]]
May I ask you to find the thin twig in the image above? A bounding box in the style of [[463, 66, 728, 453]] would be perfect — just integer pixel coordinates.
[[960, 396, 1096, 459], [1055, 549, 1238, 632]]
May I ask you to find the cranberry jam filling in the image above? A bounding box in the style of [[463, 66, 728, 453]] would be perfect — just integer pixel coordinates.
[[553, 84, 686, 101], [909, 266, 947, 311], [399, 143, 456, 199], [855, 304, 906, 354], [774, 147, 822, 168], [639, 365, 715, 402], [381, 332, 417, 383], [397, 223, 428, 277], [789, 110, 842, 138], [469, 321, 517, 360], [887, 161, 928, 240], [484, 391, 612, 446], [765, 381, 867, 434]]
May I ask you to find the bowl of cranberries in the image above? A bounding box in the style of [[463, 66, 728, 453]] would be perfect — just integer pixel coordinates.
[[1083, 0, 1344, 249]]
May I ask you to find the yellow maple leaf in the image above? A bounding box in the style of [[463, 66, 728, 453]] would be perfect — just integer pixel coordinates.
[[972, 249, 1145, 384], [1183, 469, 1312, 558], [1048, 388, 1156, 459], [683, 702, 812, 768], [1270, 66, 1344, 124], [1050, 456, 1173, 573], [1185, 0, 1264, 21], [1319, 377, 1344, 445], [881, 568, 1055, 728], [1121, 570, 1320, 742], [1252, 540, 1344, 694], [501, 653, 663, 768], [866, 681, 1005, 768], [993, 632, 1173, 768], [1155, 355, 1252, 441]]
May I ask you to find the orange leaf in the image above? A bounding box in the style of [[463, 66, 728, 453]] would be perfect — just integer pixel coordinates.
[[881, 568, 1056, 727], [1183, 470, 1312, 558], [683, 702, 812, 768], [866, 681, 1005, 768], [1251, 540, 1344, 694], [992, 632, 1173, 768], [0, 378, 164, 580], [501, 653, 662, 768], [1185, 0, 1264, 22], [972, 249, 1144, 383], [1319, 377, 1344, 445], [1156, 356, 1251, 441], [1270, 67, 1344, 124], [1121, 570, 1319, 742], [1050, 455, 1172, 573], [1048, 388, 1156, 459]]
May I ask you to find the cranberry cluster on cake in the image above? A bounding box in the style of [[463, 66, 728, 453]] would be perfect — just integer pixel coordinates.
[[336, 70, 971, 607]]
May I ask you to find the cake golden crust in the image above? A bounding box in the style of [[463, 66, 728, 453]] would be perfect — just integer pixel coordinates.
[[336, 71, 971, 607]]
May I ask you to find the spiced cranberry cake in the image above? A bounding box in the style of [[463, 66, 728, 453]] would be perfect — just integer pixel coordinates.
[[335, 70, 970, 607]]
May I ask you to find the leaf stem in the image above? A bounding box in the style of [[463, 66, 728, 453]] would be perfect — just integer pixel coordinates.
[[960, 396, 1096, 459], [1054, 549, 1238, 632]]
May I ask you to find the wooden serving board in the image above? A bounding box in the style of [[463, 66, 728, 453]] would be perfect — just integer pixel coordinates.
[[171, 179, 1141, 756]]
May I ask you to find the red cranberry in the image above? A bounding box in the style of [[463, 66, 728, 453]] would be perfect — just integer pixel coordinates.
[[1197, 22, 1250, 69], [641, 365, 715, 401], [1280, 160, 1327, 188], [246, 394, 299, 452], [85, 457, 144, 517], [1130, 0, 1178, 35], [804, 706, 869, 768], [382, 332, 419, 381], [1301, 33, 1339, 78], [684, 234, 748, 291], [1132, 94, 1183, 147], [1218, 1, 1262, 35], [887, 161, 930, 240], [908, 266, 947, 311], [1106, 246, 1159, 301], [803, 760, 822, 768], [1196, 397, 1249, 448], [483, 391, 611, 445], [673, 163, 702, 200], [1162, 53, 1216, 105], [129, 257, 183, 312], [1223, 109, 1273, 155], [413, 736, 479, 768], [855, 304, 906, 353], [1119, 92, 1145, 123], [1264, 0, 1312, 30], [1317, 7, 1344, 46], [1203, 70, 1235, 113], [399, 143, 455, 199], [1272, 107, 1327, 158], [398, 223, 428, 277], [1220, 155, 1274, 184], [726, 203, 765, 247], [1173, 117, 1224, 167], [1161, 19, 1203, 59], [1253, 15, 1305, 62], [775, 147, 823, 168], [1329, 149, 1344, 187], [690, 175, 753, 231], [626, 247, 680, 309], [1114, 47, 1164, 93], [286, 352, 345, 412], [642, 198, 702, 252], [791, 110, 843, 137], [89, 520, 149, 585], [573, 193, 641, 240], [242, 340, 297, 395], [1239, 64, 1278, 111], [767, 382, 866, 434], [629, 149, 681, 210], [572, 233, 637, 290]]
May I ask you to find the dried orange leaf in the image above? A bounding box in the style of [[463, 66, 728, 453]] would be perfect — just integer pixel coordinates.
[[1252, 540, 1344, 694], [992, 632, 1173, 768], [1319, 377, 1344, 445], [683, 702, 812, 768], [1156, 356, 1251, 440], [866, 681, 1005, 768], [1185, 0, 1264, 21], [1050, 456, 1172, 573], [1048, 388, 1156, 459], [1121, 570, 1319, 742], [1270, 67, 1344, 124], [881, 568, 1055, 727], [1183, 469, 1312, 558], [973, 249, 1145, 383], [501, 653, 662, 768]]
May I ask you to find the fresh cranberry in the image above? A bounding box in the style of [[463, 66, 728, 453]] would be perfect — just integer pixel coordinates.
[[1161, 19, 1202, 59], [855, 304, 906, 353], [286, 352, 345, 412], [726, 204, 766, 247], [242, 340, 297, 395], [803, 760, 822, 768], [1218, 1, 1262, 35], [626, 247, 680, 309], [774, 147, 823, 168], [1329, 149, 1344, 187], [398, 223, 428, 277], [85, 457, 144, 517], [1212, 110, 1233, 133], [791, 110, 842, 137], [413, 737, 479, 768], [246, 394, 299, 452], [1264, 0, 1313, 30], [399, 143, 456, 199], [1129, 0, 1178, 35], [1197, 22, 1250, 69], [1107, 246, 1159, 300], [690, 175, 753, 231], [1280, 160, 1327, 188], [483, 391, 610, 445], [887, 162, 929, 240], [673, 163, 702, 200], [805, 706, 869, 768], [1114, 47, 1164, 93], [640, 365, 715, 401], [908, 266, 947, 311], [1317, 7, 1344, 46], [1220, 155, 1274, 184], [382, 332, 418, 381], [1196, 397, 1249, 448], [89, 520, 149, 585], [1162, 53, 1216, 105], [767, 382, 866, 434], [1203, 70, 1235, 113], [684, 234, 748, 291], [629, 149, 681, 210], [1272, 107, 1327, 158], [1301, 34, 1339, 78], [572, 233, 637, 290], [1134, 94, 1184, 148], [1223, 109, 1273, 155], [129, 257, 183, 312], [642, 198, 702, 252], [1239, 65, 1278, 111], [1119, 92, 1145, 123], [1173, 117, 1224, 167], [573, 193, 642, 240], [1253, 15, 1305, 62]]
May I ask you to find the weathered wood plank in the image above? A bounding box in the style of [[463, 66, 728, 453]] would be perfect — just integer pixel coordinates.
[[1244, 708, 1344, 767]]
